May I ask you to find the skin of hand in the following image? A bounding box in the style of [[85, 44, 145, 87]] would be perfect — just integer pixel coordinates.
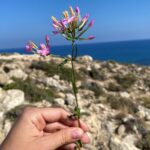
[[0, 107, 90, 150]]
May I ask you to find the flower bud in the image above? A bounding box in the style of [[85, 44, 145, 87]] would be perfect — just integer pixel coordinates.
[[51, 16, 59, 24], [88, 36, 95, 40], [75, 6, 80, 15], [45, 35, 49, 43], [88, 20, 94, 28], [69, 6, 75, 16]]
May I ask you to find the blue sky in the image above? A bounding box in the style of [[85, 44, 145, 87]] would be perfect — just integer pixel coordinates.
[[0, 0, 150, 49]]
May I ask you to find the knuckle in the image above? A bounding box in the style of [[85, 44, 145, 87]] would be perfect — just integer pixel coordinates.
[[60, 130, 69, 145], [21, 106, 36, 119]]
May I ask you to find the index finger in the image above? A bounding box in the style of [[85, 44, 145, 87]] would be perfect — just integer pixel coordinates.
[[40, 108, 89, 131]]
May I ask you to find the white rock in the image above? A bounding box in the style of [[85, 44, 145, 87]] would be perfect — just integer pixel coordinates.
[[8, 69, 28, 80], [117, 125, 126, 136], [0, 88, 6, 103], [110, 137, 139, 150], [0, 112, 4, 123], [44, 77, 65, 91], [65, 93, 75, 106], [145, 111, 150, 121], [2, 90, 24, 111], [57, 92, 65, 99], [0, 73, 9, 85], [138, 106, 150, 121], [3, 119, 12, 137], [54, 98, 64, 106], [136, 110, 145, 119], [123, 134, 138, 146], [120, 92, 130, 98], [78, 55, 93, 62], [53, 75, 60, 80], [92, 63, 101, 69]]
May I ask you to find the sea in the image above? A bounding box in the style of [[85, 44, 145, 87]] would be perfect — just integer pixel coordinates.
[[0, 39, 150, 66]]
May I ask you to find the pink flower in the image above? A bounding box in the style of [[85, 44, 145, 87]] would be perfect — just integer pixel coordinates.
[[82, 14, 89, 22], [37, 43, 50, 56], [67, 16, 76, 23], [75, 6, 80, 15], [45, 35, 49, 43], [25, 45, 31, 52], [52, 30, 59, 35], [25, 42, 33, 52], [61, 16, 75, 25], [88, 20, 94, 28], [53, 23, 60, 30], [88, 36, 95, 40]]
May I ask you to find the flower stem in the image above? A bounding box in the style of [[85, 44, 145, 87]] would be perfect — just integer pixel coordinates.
[[71, 40, 82, 150], [71, 40, 80, 122]]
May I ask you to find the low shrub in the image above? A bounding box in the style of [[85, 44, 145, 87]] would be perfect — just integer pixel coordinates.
[[3, 77, 54, 102], [137, 96, 150, 109], [107, 82, 122, 92], [79, 67, 107, 81], [30, 61, 81, 82], [114, 73, 137, 89], [137, 131, 150, 150], [106, 95, 138, 114]]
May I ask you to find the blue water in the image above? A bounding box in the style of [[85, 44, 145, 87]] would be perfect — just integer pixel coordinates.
[[0, 39, 150, 65]]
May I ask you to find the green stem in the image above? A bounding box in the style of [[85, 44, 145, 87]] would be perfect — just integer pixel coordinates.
[[71, 40, 80, 117], [71, 40, 82, 150]]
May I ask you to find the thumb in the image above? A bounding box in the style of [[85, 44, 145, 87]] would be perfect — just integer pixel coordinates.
[[44, 127, 84, 150]]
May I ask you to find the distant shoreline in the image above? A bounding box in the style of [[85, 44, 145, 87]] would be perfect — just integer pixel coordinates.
[[0, 39, 150, 66]]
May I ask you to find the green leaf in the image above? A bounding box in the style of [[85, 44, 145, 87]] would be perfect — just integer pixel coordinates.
[[76, 27, 88, 39], [62, 34, 72, 41], [72, 81, 77, 94], [78, 20, 88, 31], [78, 38, 88, 40], [74, 107, 80, 118], [77, 140, 83, 147]]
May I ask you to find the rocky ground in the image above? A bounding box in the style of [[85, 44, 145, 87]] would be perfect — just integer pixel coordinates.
[[0, 53, 150, 150]]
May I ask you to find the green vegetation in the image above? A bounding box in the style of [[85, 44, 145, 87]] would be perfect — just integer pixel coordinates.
[[0, 59, 14, 66], [5, 105, 29, 122], [30, 61, 81, 82], [81, 82, 104, 97], [114, 73, 137, 89], [107, 82, 122, 92], [90, 83, 104, 97], [79, 67, 107, 80], [137, 131, 150, 150], [144, 78, 150, 88], [142, 131, 150, 150], [137, 96, 150, 109], [106, 95, 138, 114], [3, 78, 54, 102]]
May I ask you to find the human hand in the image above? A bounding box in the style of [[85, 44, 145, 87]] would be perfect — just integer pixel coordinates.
[[0, 107, 90, 150]]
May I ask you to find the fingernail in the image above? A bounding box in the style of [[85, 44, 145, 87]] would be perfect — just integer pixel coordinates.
[[72, 129, 83, 139]]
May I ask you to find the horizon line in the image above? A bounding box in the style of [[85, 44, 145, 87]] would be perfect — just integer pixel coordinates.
[[1, 38, 150, 50]]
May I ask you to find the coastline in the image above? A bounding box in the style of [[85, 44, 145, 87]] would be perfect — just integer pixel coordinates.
[[1, 39, 150, 66]]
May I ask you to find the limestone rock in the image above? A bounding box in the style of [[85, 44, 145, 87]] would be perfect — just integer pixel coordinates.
[[77, 55, 93, 63], [0, 73, 9, 85], [8, 69, 28, 80], [110, 137, 139, 150], [2, 90, 25, 111], [53, 98, 64, 106], [120, 92, 130, 98], [117, 125, 126, 136], [44, 77, 66, 91], [65, 93, 75, 106], [0, 88, 6, 103]]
